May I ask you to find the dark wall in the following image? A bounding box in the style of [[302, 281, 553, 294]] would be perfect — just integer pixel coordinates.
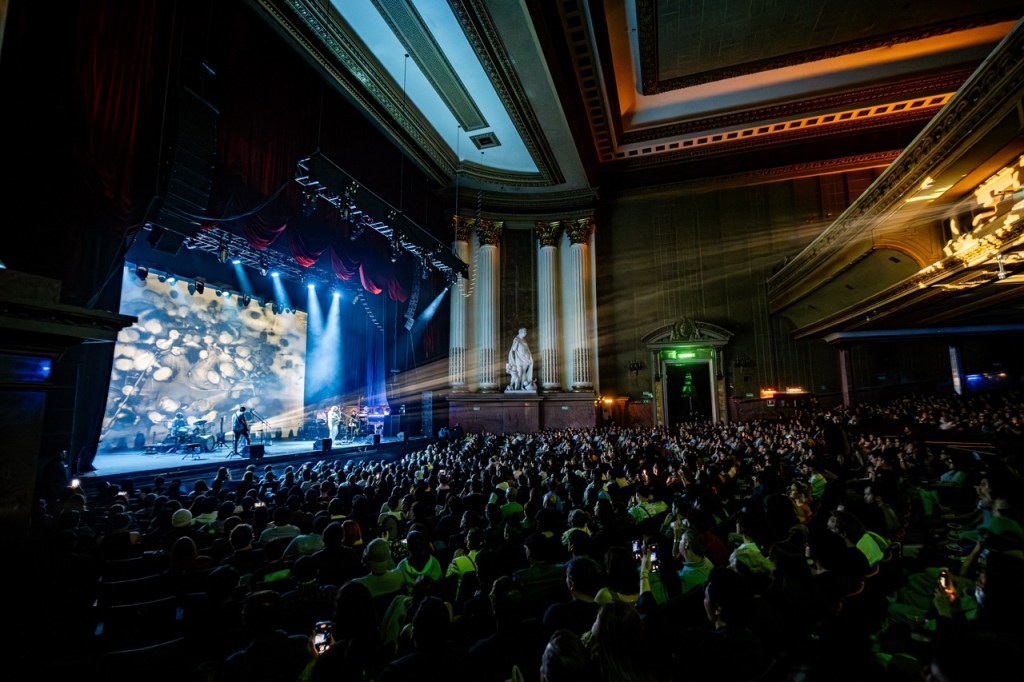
[[596, 170, 883, 403]]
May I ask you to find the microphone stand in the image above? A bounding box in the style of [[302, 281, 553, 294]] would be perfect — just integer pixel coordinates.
[[248, 410, 271, 446]]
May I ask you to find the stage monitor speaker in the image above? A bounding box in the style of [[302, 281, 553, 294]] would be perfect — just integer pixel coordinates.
[[248, 444, 265, 460], [314, 438, 332, 452]]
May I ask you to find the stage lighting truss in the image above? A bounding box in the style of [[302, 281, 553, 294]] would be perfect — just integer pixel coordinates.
[[294, 152, 469, 281]]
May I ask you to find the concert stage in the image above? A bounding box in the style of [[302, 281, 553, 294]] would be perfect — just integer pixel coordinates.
[[80, 434, 420, 487]]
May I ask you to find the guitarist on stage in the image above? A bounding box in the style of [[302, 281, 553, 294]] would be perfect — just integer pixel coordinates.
[[232, 406, 251, 455]]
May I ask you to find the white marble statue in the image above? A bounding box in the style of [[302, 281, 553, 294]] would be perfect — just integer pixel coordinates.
[[505, 326, 536, 392]]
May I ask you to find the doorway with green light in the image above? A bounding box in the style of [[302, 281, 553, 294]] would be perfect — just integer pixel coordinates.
[[665, 362, 713, 423]]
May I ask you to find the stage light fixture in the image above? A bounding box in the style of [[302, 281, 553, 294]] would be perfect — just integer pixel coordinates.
[[332, 289, 341, 299], [157, 273, 166, 283], [258, 254, 268, 277], [195, 279, 205, 295], [272, 302, 281, 315], [134, 265, 148, 282], [166, 275, 176, 285], [218, 240, 229, 264], [188, 281, 196, 296], [301, 189, 318, 217], [349, 221, 365, 241], [224, 290, 231, 298], [390, 238, 402, 263], [242, 294, 251, 307], [231, 256, 242, 265]]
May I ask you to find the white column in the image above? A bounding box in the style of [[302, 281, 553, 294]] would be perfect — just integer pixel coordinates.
[[566, 218, 595, 391], [448, 216, 472, 389], [536, 221, 561, 391], [475, 220, 502, 392]]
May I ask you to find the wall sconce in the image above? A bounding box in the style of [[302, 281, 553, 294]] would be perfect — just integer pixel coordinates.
[[628, 360, 645, 377]]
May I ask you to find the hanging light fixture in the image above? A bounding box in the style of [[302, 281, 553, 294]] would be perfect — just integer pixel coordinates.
[[218, 235, 229, 264], [301, 188, 318, 217]]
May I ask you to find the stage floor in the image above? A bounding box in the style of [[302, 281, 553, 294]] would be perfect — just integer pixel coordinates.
[[82, 435, 401, 481]]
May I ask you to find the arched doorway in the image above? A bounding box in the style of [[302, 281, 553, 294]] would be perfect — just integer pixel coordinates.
[[642, 319, 733, 425]]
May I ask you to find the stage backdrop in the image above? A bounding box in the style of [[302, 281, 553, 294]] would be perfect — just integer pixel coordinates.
[[100, 268, 307, 451]]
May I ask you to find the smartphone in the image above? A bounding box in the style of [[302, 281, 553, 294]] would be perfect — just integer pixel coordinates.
[[313, 620, 332, 654], [632, 540, 643, 562], [650, 544, 661, 573], [938, 570, 950, 591]]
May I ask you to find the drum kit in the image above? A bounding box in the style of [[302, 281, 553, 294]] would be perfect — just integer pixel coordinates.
[[163, 418, 217, 459]]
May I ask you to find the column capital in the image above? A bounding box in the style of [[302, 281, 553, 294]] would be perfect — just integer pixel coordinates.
[[452, 215, 473, 243], [476, 219, 504, 247], [564, 217, 595, 244], [535, 221, 562, 248]]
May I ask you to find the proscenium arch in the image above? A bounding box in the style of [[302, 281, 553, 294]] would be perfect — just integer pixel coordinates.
[[642, 320, 733, 425]]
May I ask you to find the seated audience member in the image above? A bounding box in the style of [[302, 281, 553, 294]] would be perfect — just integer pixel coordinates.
[[219, 523, 266, 573], [259, 505, 301, 545], [281, 514, 328, 559], [675, 529, 714, 596], [673, 566, 772, 681], [513, 532, 569, 618], [540, 629, 594, 682], [585, 601, 657, 682], [543, 556, 602, 637], [353, 537, 405, 599], [595, 545, 640, 605], [220, 590, 310, 682], [312, 521, 361, 587], [377, 596, 469, 682], [308, 581, 393, 682], [397, 529, 443, 590], [827, 507, 884, 565], [468, 576, 549, 682], [446, 526, 484, 605]]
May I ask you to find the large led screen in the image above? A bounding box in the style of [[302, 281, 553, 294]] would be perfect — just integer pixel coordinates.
[[99, 268, 307, 451]]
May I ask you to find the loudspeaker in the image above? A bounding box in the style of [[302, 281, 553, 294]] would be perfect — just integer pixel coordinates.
[[373, 434, 381, 447], [248, 444, 265, 460], [148, 87, 218, 254], [314, 438, 332, 452]]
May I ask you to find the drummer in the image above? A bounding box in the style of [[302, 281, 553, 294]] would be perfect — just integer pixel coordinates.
[[171, 412, 188, 435]]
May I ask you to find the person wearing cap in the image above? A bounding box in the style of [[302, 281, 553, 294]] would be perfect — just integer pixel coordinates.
[[353, 537, 405, 598]]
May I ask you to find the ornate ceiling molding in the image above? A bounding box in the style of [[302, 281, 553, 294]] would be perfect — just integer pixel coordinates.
[[768, 19, 1024, 312], [618, 70, 971, 147], [258, 0, 452, 183], [609, 106, 939, 172], [447, 0, 565, 186], [260, 0, 564, 189], [372, 0, 488, 132], [636, 2, 1022, 94]]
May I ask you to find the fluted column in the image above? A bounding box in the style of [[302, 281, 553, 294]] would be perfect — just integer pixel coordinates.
[[475, 219, 503, 392], [565, 218, 595, 391], [536, 221, 562, 391], [448, 216, 472, 389]]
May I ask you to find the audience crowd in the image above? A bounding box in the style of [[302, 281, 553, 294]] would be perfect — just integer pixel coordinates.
[[21, 389, 1024, 681]]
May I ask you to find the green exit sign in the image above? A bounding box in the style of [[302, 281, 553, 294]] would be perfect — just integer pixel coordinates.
[[662, 349, 698, 360]]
